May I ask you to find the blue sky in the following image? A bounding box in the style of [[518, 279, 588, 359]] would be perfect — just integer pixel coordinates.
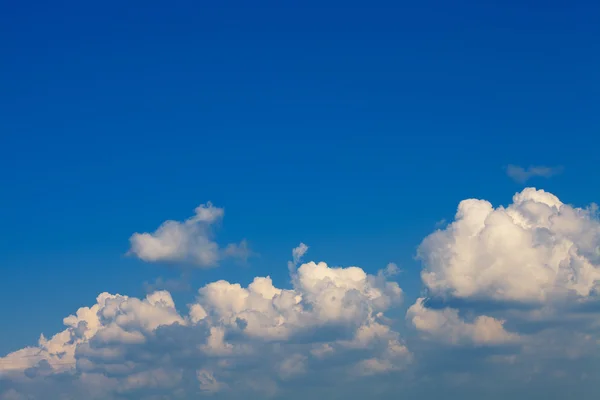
[[1, 1, 600, 399]]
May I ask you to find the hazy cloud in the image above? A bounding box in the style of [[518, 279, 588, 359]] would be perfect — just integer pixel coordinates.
[[506, 165, 563, 183], [143, 276, 191, 293], [287, 242, 309, 273]]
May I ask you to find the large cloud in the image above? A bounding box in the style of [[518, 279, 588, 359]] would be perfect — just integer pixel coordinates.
[[397, 188, 600, 400], [0, 247, 410, 399], [407, 187, 600, 384], [7, 188, 600, 399], [128, 202, 249, 267], [418, 187, 600, 303]]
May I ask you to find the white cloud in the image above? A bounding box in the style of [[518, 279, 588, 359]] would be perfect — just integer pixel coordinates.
[[506, 165, 563, 183], [8, 188, 600, 398], [128, 202, 248, 267], [408, 187, 600, 386], [193, 260, 403, 341], [0, 253, 410, 399], [407, 298, 518, 346], [418, 187, 600, 303], [0, 291, 185, 379]]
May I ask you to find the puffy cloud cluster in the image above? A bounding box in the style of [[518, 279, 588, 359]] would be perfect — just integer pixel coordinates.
[[129, 202, 249, 267], [418, 188, 600, 303], [398, 188, 600, 399], [0, 247, 409, 399], [0, 291, 185, 394], [6, 188, 600, 399], [409, 187, 600, 360], [192, 260, 407, 364]]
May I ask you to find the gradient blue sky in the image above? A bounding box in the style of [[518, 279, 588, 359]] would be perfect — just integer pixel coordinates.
[[1, 1, 599, 397]]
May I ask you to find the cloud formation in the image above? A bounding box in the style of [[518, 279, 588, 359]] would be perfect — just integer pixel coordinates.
[[408, 187, 600, 391], [0, 250, 409, 399], [5, 188, 600, 399], [407, 298, 518, 346], [288, 242, 309, 273], [506, 164, 563, 183], [418, 187, 600, 303], [128, 202, 249, 267]]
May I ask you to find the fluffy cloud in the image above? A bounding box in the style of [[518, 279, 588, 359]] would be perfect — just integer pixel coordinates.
[[407, 298, 518, 346], [418, 188, 600, 303], [7, 188, 600, 399], [0, 248, 410, 399], [408, 187, 600, 385], [506, 165, 563, 183], [0, 291, 185, 376], [128, 202, 249, 267], [193, 260, 404, 343]]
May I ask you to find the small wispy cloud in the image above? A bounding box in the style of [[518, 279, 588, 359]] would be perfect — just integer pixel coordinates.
[[143, 277, 191, 293], [287, 242, 308, 274], [505, 164, 563, 183]]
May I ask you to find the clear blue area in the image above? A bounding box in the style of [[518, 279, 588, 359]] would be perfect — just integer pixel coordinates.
[[1, 0, 599, 354]]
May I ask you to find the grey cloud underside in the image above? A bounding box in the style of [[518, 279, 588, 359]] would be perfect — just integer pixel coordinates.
[[4, 188, 600, 399]]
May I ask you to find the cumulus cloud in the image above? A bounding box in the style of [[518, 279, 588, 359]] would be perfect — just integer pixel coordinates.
[[407, 298, 518, 346], [0, 254, 410, 399], [418, 187, 600, 303], [128, 202, 249, 267], [506, 165, 563, 183], [7, 188, 600, 399], [408, 187, 600, 387], [192, 260, 404, 343]]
